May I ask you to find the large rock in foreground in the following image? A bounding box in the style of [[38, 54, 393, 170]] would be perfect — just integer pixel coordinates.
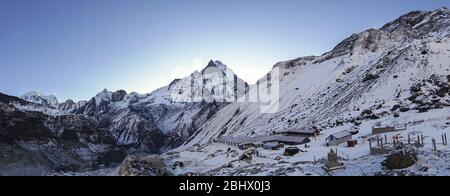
[[115, 155, 173, 176]]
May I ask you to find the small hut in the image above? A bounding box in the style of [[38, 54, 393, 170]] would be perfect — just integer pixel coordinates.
[[326, 131, 352, 146]]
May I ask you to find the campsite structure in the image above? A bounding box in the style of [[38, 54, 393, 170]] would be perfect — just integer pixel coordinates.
[[326, 131, 352, 146], [372, 123, 407, 134], [275, 128, 320, 137], [218, 135, 310, 150]]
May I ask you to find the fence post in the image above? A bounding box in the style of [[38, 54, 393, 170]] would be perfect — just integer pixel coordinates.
[[432, 138, 437, 151], [444, 133, 448, 146], [442, 134, 446, 146]]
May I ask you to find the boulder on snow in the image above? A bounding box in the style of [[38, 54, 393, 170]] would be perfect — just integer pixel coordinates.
[[437, 85, 450, 97], [362, 73, 379, 82], [391, 104, 401, 111], [361, 109, 380, 120], [284, 147, 300, 156], [239, 148, 258, 162], [382, 149, 417, 170], [173, 161, 184, 169], [418, 107, 429, 113]]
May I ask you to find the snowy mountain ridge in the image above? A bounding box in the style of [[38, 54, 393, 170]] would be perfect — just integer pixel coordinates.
[[126, 7, 450, 177], [21, 91, 59, 109], [14, 60, 249, 153], [179, 7, 450, 148]]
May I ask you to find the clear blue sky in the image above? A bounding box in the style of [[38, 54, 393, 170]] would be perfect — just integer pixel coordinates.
[[1, 0, 449, 101]]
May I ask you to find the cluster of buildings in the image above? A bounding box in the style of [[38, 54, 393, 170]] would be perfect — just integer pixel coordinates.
[[218, 122, 418, 172], [218, 123, 411, 151], [218, 128, 318, 150]]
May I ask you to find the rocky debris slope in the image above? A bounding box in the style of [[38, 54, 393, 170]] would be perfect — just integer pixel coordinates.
[[0, 100, 123, 175], [1, 93, 167, 175]]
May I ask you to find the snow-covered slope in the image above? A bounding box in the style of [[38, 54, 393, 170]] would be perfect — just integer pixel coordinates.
[[182, 7, 450, 148], [82, 60, 249, 152], [112, 7, 449, 177], [14, 60, 249, 153]]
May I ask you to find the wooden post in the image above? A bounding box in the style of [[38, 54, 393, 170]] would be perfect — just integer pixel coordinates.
[[417, 136, 421, 145], [444, 133, 448, 146], [385, 135, 388, 144], [432, 138, 437, 151], [442, 134, 446, 146], [421, 134, 424, 145], [408, 135, 411, 145]]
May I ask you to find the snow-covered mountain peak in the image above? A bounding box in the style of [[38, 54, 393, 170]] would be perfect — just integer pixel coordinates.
[[308, 7, 450, 66], [165, 60, 249, 103], [203, 60, 229, 73], [92, 89, 128, 105], [94, 89, 112, 104], [380, 7, 450, 36], [21, 91, 59, 108]]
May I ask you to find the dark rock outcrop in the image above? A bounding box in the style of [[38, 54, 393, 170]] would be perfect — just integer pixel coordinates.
[[382, 150, 418, 170], [115, 155, 172, 176]]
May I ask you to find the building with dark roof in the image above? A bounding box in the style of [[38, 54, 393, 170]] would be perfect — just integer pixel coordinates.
[[275, 128, 320, 137], [219, 135, 310, 150]]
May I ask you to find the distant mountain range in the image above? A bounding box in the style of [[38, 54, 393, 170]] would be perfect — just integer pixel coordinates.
[[1, 60, 248, 175]]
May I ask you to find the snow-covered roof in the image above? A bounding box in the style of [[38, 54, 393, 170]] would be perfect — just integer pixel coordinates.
[[274, 135, 308, 144], [218, 136, 254, 144], [327, 131, 352, 139], [276, 128, 319, 134], [263, 142, 280, 147], [219, 135, 308, 145]]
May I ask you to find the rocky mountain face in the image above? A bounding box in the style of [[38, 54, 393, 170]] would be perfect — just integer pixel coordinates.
[[182, 7, 450, 147], [1, 61, 248, 175], [0, 96, 125, 175]]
